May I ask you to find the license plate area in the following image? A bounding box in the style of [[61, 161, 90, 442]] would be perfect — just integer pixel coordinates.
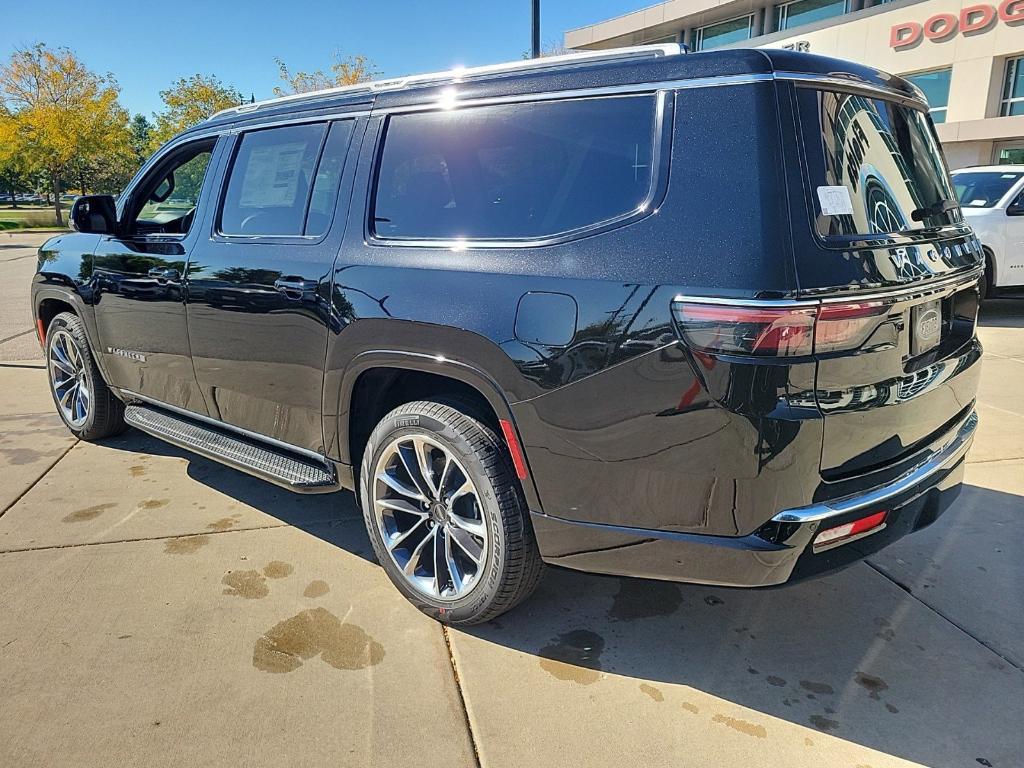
[[911, 298, 943, 356]]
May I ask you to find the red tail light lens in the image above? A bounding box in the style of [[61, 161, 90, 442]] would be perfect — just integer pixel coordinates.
[[671, 303, 816, 357], [672, 299, 892, 357], [813, 510, 888, 550], [815, 301, 892, 354]]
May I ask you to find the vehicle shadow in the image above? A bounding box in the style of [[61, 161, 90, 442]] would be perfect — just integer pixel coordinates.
[[97, 428, 375, 564], [99, 428, 1022, 767], [979, 295, 1024, 328], [458, 482, 1023, 768]]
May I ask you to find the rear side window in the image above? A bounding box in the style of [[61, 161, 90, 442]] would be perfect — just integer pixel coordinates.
[[798, 89, 960, 237], [220, 123, 326, 237], [371, 95, 658, 241]]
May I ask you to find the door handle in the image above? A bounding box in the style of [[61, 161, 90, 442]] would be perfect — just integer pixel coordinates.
[[273, 277, 318, 299]]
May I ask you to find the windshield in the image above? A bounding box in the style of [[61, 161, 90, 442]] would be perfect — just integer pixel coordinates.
[[953, 171, 1024, 208], [798, 89, 961, 237]]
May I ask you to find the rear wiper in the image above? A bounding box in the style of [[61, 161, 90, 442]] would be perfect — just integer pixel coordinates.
[[911, 198, 959, 222]]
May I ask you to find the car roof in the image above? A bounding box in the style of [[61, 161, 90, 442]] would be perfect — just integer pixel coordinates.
[[182, 45, 922, 139]]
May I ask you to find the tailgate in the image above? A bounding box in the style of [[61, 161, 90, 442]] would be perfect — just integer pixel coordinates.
[[815, 276, 982, 477]]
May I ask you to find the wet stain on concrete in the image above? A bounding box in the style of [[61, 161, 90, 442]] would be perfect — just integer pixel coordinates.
[[804, 738, 815, 747], [62, 502, 116, 523], [222, 569, 269, 599], [140, 499, 169, 510], [164, 535, 209, 555], [681, 702, 700, 714], [639, 683, 664, 702], [129, 465, 146, 477], [538, 629, 604, 685], [747, 667, 759, 675], [766, 675, 787, 687], [810, 715, 840, 732], [711, 713, 767, 739], [704, 595, 724, 606], [885, 703, 900, 714], [252, 607, 384, 673], [206, 517, 237, 531], [855, 672, 889, 700], [800, 680, 834, 695], [263, 561, 293, 579], [976, 758, 993, 766], [608, 579, 683, 621], [303, 580, 330, 598]]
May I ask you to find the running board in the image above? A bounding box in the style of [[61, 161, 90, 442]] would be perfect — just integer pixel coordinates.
[[124, 404, 340, 493]]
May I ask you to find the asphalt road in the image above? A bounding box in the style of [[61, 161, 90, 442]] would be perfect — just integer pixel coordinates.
[[1, 231, 1022, 767]]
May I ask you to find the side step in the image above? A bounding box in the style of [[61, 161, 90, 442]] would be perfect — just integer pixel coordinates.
[[124, 404, 340, 494]]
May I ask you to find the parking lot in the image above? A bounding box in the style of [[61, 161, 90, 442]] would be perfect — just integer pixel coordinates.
[[1, 229, 1022, 767]]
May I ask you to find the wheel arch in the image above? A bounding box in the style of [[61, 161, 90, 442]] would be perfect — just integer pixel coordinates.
[[982, 245, 998, 288], [332, 350, 543, 513]]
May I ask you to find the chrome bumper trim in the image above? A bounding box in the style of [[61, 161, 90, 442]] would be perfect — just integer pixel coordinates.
[[772, 409, 977, 524]]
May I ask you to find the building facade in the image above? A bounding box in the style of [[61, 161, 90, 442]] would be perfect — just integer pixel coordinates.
[[565, 0, 1024, 168]]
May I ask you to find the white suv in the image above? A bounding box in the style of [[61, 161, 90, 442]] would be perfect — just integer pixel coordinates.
[[952, 165, 1024, 299]]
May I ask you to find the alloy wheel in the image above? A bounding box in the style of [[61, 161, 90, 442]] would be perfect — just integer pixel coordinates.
[[372, 435, 488, 601], [48, 328, 91, 428]]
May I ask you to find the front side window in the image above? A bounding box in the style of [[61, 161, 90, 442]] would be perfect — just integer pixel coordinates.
[[799, 89, 960, 237], [905, 68, 951, 124], [1001, 56, 1024, 116], [774, 0, 847, 31], [133, 141, 215, 236], [220, 123, 326, 237], [953, 171, 1024, 207], [693, 15, 753, 50], [372, 95, 657, 242]]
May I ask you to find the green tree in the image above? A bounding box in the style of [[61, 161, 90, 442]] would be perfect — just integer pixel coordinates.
[[0, 157, 29, 207], [0, 44, 130, 224], [150, 74, 242, 150], [129, 113, 152, 169], [273, 53, 378, 96]]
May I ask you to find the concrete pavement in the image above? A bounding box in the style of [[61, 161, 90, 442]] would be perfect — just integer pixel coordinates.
[[1, 232, 1022, 767]]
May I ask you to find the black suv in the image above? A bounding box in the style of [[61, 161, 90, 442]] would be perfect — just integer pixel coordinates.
[[33, 46, 982, 624]]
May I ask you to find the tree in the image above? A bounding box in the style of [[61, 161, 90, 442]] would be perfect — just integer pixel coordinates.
[[150, 74, 242, 150], [273, 53, 378, 96], [129, 113, 152, 168], [0, 44, 130, 224], [0, 157, 29, 207]]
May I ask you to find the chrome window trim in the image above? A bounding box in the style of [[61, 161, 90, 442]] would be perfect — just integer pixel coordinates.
[[777, 71, 928, 109], [367, 89, 673, 250], [119, 389, 329, 464], [772, 408, 977, 524], [671, 266, 984, 308]]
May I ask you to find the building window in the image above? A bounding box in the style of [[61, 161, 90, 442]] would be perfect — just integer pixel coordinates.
[[774, 0, 848, 32], [1001, 56, 1024, 116], [905, 68, 951, 124], [693, 15, 754, 51]]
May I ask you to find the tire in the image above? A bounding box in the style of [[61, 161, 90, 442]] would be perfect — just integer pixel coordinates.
[[359, 400, 543, 625], [44, 312, 126, 440]]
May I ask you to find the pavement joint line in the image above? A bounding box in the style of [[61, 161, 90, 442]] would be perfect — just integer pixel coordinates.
[[441, 624, 483, 768], [966, 455, 1024, 465], [0, 328, 35, 346], [865, 560, 1023, 675], [0, 439, 78, 519], [0, 362, 45, 369], [0, 522, 293, 555]]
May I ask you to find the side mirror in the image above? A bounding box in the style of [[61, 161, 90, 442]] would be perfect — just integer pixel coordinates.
[[1007, 203, 1024, 216], [70, 195, 118, 234]]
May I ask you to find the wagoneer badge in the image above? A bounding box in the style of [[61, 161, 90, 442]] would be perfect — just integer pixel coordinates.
[[107, 346, 146, 362]]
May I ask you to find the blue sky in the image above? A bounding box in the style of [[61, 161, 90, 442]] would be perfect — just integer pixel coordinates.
[[1, 1, 640, 118]]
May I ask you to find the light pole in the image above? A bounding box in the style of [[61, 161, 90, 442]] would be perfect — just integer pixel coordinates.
[[531, 0, 541, 58]]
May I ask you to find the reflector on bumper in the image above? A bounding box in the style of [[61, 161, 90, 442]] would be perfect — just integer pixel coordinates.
[[812, 510, 888, 552]]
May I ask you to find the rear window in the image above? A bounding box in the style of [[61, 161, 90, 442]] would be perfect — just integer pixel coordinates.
[[220, 123, 326, 237], [798, 89, 960, 237], [371, 95, 657, 241], [953, 171, 1024, 208]]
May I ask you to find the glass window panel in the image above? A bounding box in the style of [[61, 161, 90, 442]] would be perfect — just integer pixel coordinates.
[[696, 16, 752, 50], [775, 0, 847, 31]]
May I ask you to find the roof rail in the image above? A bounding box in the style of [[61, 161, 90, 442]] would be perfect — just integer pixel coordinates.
[[209, 43, 683, 120]]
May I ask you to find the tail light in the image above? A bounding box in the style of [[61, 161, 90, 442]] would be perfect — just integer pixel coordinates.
[[672, 299, 891, 357], [812, 510, 888, 551]]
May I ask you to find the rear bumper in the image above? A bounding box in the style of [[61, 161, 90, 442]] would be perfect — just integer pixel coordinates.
[[532, 408, 976, 587]]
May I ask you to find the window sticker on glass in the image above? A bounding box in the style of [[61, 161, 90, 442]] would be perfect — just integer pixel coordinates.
[[817, 185, 854, 216], [238, 142, 306, 208]]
